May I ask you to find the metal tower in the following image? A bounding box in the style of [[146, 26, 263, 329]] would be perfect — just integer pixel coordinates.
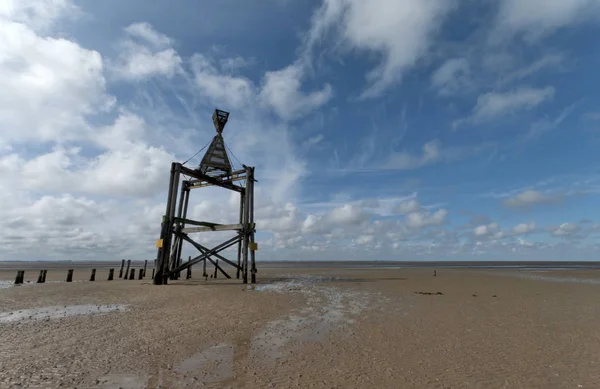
[[153, 109, 257, 285]]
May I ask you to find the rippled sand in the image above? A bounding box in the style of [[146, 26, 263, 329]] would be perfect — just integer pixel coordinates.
[[1, 267, 600, 388]]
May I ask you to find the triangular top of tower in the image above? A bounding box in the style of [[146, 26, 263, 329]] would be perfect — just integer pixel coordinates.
[[212, 109, 229, 134], [199, 109, 233, 177]]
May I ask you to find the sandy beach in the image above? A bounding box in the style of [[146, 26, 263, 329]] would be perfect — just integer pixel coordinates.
[[1, 265, 600, 388]]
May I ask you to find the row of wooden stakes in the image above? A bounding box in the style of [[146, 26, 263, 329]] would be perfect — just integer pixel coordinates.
[[13, 267, 157, 285]]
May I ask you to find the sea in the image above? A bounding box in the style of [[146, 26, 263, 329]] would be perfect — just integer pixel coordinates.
[[1, 260, 600, 271]]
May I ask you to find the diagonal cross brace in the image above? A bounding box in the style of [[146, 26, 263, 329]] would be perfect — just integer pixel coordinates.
[[204, 256, 230, 279], [168, 234, 241, 275], [180, 236, 231, 279], [177, 232, 241, 270], [180, 165, 243, 193], [176, 232, 235, 278]]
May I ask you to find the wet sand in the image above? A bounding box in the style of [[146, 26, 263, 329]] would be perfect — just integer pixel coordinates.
[[1, 267, 600, 388]]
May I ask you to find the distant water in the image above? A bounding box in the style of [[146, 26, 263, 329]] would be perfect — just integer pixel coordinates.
[[257, 261, 600, 270], [0, 304, 128, 323], [0, 260, 148, 270], [482, 270, 600, 285], [1, 260, 600, 271]]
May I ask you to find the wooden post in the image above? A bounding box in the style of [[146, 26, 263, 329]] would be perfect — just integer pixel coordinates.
[[42, 270, 47, 283], [124, 260, 131, 280], [129, 268, 135, 280], [138, 269, 143, 280], [242, 167, 251, 284], [66, 269, 73, 282], [90, 269, 96, 282], [108, 268, 114, 281], [14, 270, 24, 285], [168, 186, 186, 280], [37, 270, 44, 283], [249, 167, 257, 284], [186, 257, 192, 279], [154, 162, 181, 285], [213, 259, 218, 279], [143, 260, 148, 278], [171, 183, 188, 280], [166, 164, 181, 284], [119, 259, 125, 278], [236, 191, 244, 279], [178, 188, 190, 279], [152, 268, 155, 279], [202, 254, 207, 277]]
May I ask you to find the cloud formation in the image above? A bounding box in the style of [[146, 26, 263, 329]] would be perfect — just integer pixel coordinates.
[[111, 23, 183, 80], [493, 0, 600, 42], [503, 190, 561, 208], [305, 0, 456, 98], [2, 0, 599, 262], [456, 87, 555, 127]]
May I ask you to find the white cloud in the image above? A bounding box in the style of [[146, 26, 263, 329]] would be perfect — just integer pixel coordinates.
[[360, 198, 380, 208], [469, 221, 537, 241], [473, 222, 499, 237], [459, 86, 555, 125], [92, 111, 146, 151], [190, 55, 332, 120], [124, 22, 172, 48], [257, 202, 301, 233], [354, 235, 375, 245], [431, 58, 470, 95], [503, 190, 560, 208], [116, 46, 181, 79], [493, 0, 600, 42], [259, 61, 332, 121], [393, 199, 421, 215], [0, 17, 114, 143], [328, 203, 367, 225], [498, 54, 565, 85], [0, 194, 114, 257], [517, 238, 535, 248], [304, 134, 325, 147], [383, 140, 441, 170], [550, 222, 581, 237], [512, 221, 536, 235], [0, 0, 79, 32], [220, 56, 254, 72], [305, 0, 456, 98], [5, 141, 175, 199], [405, 208, 448, 229], [519, 103, 575, 143], [189, 53, 255, 109], [111, 23, 182, 80], [301, 203, 369, 234]]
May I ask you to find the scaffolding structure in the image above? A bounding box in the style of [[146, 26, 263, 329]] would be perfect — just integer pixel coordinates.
[[153, 109, 257, 285]]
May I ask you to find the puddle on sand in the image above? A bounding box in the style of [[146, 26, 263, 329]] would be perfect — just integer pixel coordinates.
[[175, 343, 235, 382], [0, 304, 129, 323], [248, 275, 385, 361], [0, 280, 14, 289], [487, 271, 600, 285], [94, 345, 236, 389], [0, 280, 83, 289], [95, 373, 147, 389]]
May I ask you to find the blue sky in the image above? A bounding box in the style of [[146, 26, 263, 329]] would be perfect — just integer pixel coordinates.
[[1, 0, 600, 262]]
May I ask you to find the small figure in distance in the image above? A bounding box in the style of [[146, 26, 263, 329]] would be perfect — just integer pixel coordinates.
[[433, 270, 437, 277]]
